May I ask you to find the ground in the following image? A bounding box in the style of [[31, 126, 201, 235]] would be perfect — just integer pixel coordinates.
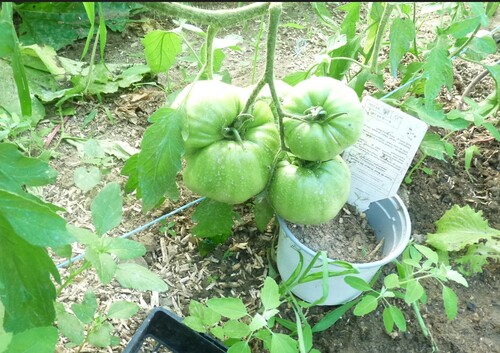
[[36, 3, 499, 353]]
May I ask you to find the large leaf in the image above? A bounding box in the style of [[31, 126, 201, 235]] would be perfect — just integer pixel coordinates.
[[389, 16, 415, 77], [206, 297, 247, 320], [5, 326, 58, 353], [137, 108, 185, 212], [0, 217, 59, 333], [0, 190, 72, 248], [422, 36, 453, 105], [419, 132, 455, 161], [426, 205, 499, 252], [0, 143, 57, 194], [91, 182, 123, 236], [261, 277, 281, 311], [191, 198, 238, 239], [142, 30, 182, 74]]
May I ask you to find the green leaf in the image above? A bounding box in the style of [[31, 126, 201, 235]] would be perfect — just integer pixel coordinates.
[[192, 198, 238, 239], [419, 132, 454, 161], [228, 341, 251, 353], [74, 165, 101, 192], [426, 205, 499, 252], [183, 316, 206, 333], [404, 97, 469, 130], [253, 196, 275, 232], [389, 17, 415, 77], [312, 300, 357, 333], [137, 108, 185, 212], [261, 277, 281, 311], [0, 219, 59, 333], [282, 71, 308, 86], [442, 286, 458, 320], [249, 313, 267, 331], [0, 332, 12, 353], [344, 276, 372, 292], [223, 320, 250, 339], [88, 321, 114, 347], [206, 298, 247, 320], [464, 145, 480, 172], [389, 305, 407, 332], [404, 280, 425, 304], [67, 224, 99, 245], [71, 290, 97, 324], [414, 244, 439, 264], [122, 153, 140, 195], [353, 295, 379, 316], [104, 237, 146, 260], [422, 36, 453, 105], [383, 273, 399, 289], [55, 303, 85, 345], [187, 300, 221, 327], [271, 332, 298, 353], [115, 263, 168, 292], [143, 30, 182, 74], [382, 306, 394, 333], [443, 16, 480, 38], [0, 143, 57, 195], [85, 248, 117, 284], [91, 182, 123, 236], [445, 269, 468, 287], [6, 326, 58, 353], [107, 301, 140, 319]]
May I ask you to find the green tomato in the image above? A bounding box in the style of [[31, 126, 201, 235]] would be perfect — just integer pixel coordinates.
[[174, 80, 280, 204], [268, 156, 351, 225], [282, 76, 364, 161]]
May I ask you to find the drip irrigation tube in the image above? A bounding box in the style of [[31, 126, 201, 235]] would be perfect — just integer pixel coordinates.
[[56, 197, 205, 269]]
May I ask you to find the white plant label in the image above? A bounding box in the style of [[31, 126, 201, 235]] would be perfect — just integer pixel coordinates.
[[343, 96, 428, 211]]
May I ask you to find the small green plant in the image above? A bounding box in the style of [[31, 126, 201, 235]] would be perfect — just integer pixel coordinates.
[[184, 251, 357, 353], [426, 204, 500, 276], [313, 243, 468, 351], [159, 219, 177, 238], [55, 290, 139, 351]]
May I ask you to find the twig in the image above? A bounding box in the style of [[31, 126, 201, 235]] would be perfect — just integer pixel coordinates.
[[44, 116, 69, 148]]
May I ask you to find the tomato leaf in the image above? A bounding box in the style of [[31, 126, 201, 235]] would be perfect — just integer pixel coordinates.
[[107, 301, 140, 319], [442, 286, 458, 320], [91, 182, 123, 236], [142, 30, 182, 74], [422, 36, 453, 106], [104, 237, 146, 260], [137, 108, 185, 212], [228, 341, 251, 353], [71, 290, 97, 324], [223, 320, 250, 338], [353, 295, 379, 316], [389, 16, 415, 77], [426, 205, 499, 252], [271, 333, 298, 353], [261, 277, 281, 311], [192, 198, 238, 239], [55, 303, 85, 345], [344, 276, 372, 292]]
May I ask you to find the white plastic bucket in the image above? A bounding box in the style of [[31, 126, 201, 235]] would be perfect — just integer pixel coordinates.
[[276, 195, 411, 305]]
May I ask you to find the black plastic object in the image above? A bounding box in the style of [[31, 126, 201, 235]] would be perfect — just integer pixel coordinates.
[[124, 307, 227, 353]]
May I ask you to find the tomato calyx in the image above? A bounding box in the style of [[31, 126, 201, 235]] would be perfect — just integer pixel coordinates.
[[286, 107, 347, 124], [223, 127, 244, 143]]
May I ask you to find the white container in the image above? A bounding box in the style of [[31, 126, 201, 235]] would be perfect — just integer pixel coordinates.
[[276, 195, 411, 306]]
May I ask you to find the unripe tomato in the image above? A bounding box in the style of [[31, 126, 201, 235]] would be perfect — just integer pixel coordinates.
[[268, 155, 351, 224], [173, 80, 280, 204], [282, 76, 364, 161]]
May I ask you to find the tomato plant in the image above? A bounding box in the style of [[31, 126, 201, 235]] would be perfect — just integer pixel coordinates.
[[268, 155, 351, 225], [281, 76, 365, 161], [174, 80, 280, 204]]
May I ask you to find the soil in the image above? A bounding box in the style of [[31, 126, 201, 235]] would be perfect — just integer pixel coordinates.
[[27, 2, 499, 353], [286, 204, 385, 263]]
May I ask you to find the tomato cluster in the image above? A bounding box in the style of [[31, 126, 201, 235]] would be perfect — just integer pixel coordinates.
[[173, 77, 364, 224]]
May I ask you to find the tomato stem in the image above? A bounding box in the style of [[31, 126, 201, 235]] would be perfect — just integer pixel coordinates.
[[223, 127, 244, 144]]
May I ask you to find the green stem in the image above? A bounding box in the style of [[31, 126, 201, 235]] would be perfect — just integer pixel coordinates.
[[449, 25, 480, 59], [204, 25, 219, 80], [56, 261, 92, 297], [405, 152, 427, 183], [412, 2, 418, 57], [370, 3, 395, 74], [84, 24, 101, 94], [330, 56, 371, 69], [252, 15, 266, 84], [411, 302, 439, 351], [142, 2, 271, 28], [263, 3, 288, 152], [178, 31, 203, 67]]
